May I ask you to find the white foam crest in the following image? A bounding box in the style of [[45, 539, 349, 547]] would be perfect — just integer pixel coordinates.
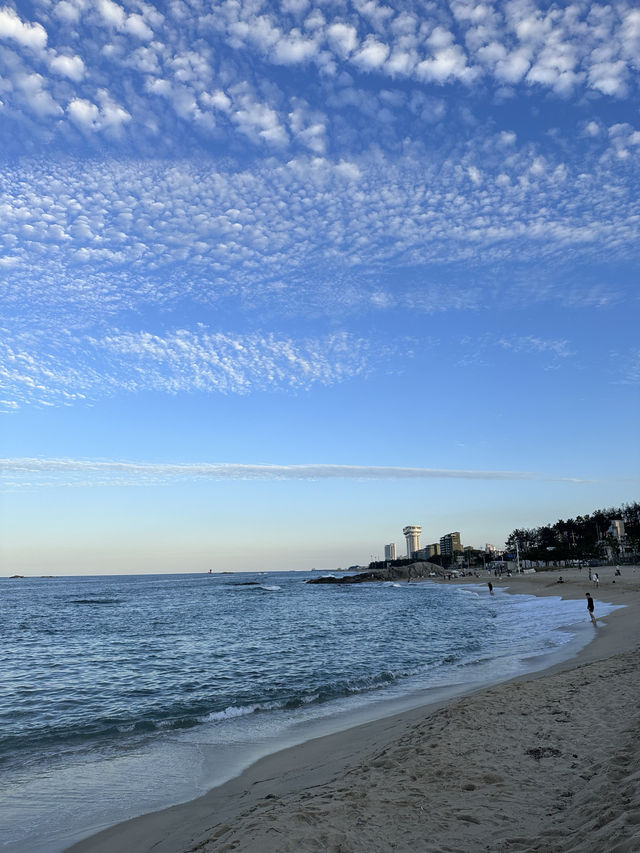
[[205, 700, 284, 722]]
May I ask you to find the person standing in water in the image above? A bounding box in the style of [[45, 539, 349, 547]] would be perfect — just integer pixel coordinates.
[[586, 592, 596, 625], [488, 581, 494, 595]]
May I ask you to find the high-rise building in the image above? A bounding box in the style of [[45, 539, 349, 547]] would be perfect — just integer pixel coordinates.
[[403, 525, 422, 557], [384, 543, 397, 561], [415, 543, 440, 558], [440, 532, 462, 556], [413, 543, 439, 560], [608, 520, 625, 541]]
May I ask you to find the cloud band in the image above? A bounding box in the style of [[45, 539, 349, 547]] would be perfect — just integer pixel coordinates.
[[0, 458, 587, 485]]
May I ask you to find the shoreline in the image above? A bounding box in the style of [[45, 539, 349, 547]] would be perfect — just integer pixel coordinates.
[[66, 563, 640, 853]]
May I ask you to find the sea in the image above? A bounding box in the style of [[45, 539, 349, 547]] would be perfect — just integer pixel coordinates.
[[0, 571, 619, 853]]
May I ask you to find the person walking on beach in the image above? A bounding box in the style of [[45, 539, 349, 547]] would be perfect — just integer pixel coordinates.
[[488, 581, 494, 595], [586, 592, 596, 625], [593, 572, 599, 588]]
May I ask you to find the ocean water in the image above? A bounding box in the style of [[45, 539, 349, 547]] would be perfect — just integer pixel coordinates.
[[0, 571, 618, 852]]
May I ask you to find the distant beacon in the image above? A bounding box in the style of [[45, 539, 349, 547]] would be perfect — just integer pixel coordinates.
[[403, 525, 422, 557]]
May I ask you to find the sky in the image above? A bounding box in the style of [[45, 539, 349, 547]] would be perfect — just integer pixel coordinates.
[[0, 0, 639, 575]]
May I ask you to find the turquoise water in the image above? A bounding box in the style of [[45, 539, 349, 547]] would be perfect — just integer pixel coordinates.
[[0, 571, 616, 852]]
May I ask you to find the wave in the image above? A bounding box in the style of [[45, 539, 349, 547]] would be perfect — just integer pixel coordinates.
[[200, 674, 412, 724], [205, 700, 285, 721], [69, 598, 121, 605]]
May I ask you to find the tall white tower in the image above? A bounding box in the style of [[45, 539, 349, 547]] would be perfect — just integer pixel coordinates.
[[403, 525, 422, 557], [384, 543, 397, 561]]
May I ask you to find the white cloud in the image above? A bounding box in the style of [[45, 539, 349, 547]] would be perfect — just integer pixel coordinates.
[[427, 26, 455, 51], [67, 90, 130, 132], [0, 7, 48, 50], [0, 457, 588, 485], [304, 9, 325, 32], [496, 335, 572, 359], [353, 36, 390, 70], [123, 13, 153, 41], [247, 14, 282, 52], [588, 60, 628, 97], [0, 327, 393, 409], [385, 49, 416, 75], [467, 165, 482, 185], [617, 349, 640, 385], [49, 52, 85, 81], [97, 0, 125, 29], [15, 71, 62, 117], [605, 122, 640, 160], [282, 0, 309, 16], [355, 0, 394, 32], [288, 103, 326, 153], [201, 88, 231, 112], [231, 91, 288, 145], [326, 22, 358, 58], [0, 135, 636, 328], [334, 160, 361, 179], [496, 49, 531, 84], [417, 44, 471, 83], [0, 0, 637, 156], [272, 30, 318, 64], [53, 1, 83, 25], [66, 97, 97, 128]]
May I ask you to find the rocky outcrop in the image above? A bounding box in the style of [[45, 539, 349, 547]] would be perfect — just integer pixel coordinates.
[[307, 561, 441, 585], [307, 571, 384, 585]]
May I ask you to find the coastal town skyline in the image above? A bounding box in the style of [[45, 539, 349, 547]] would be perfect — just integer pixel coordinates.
[[1, 0, 639, 575]]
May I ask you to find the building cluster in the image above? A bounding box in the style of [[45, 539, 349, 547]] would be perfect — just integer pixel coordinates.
[[380, 517, 631, 569], [383, 526, 465, 562], [383, 527, 502, 565]]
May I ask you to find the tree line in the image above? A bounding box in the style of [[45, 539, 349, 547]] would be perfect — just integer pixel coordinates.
[[505, 501, 639, 564]]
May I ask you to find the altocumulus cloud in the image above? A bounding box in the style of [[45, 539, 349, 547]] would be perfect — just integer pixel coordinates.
[[1, 0, 638, 148], [0, 329, 392, 410]]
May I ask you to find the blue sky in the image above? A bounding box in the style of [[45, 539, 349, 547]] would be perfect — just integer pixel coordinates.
[[1, 0, 638, 574]]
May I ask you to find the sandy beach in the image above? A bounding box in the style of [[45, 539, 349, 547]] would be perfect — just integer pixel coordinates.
[[68, 564, 640, 853]]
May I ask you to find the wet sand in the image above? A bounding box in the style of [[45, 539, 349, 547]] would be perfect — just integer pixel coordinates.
[[68, 564, 640, 853]]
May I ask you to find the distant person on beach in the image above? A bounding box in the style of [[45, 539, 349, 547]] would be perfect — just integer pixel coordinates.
[[488, 582, 494, 595], [593, 572, 600, 587], [586, 593, 596, 625]]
